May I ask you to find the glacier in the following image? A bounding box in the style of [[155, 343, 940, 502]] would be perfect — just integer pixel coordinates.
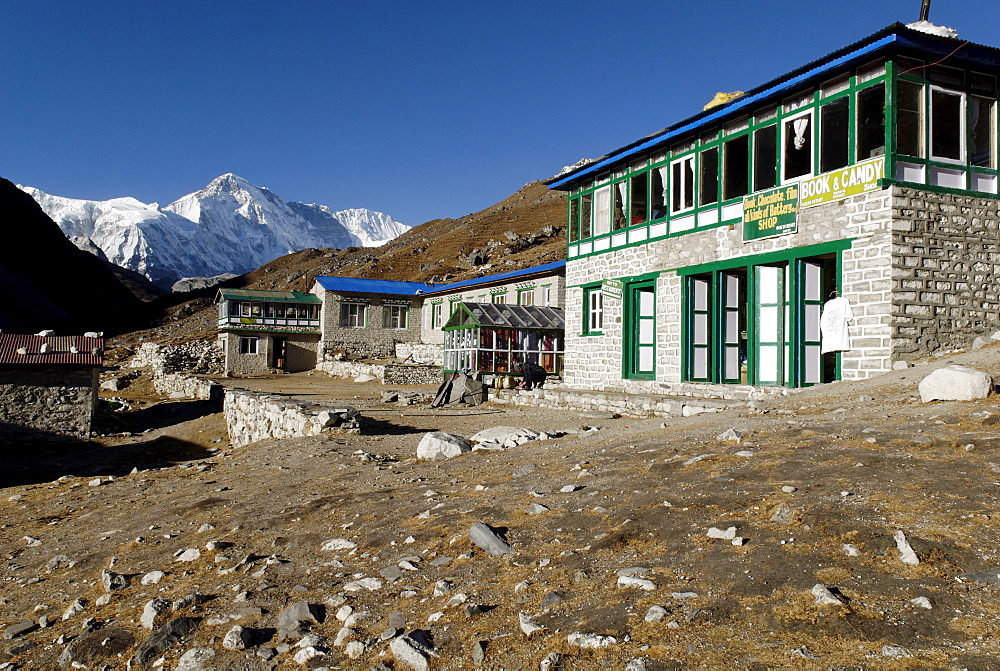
[[19, 173, 409, 289]]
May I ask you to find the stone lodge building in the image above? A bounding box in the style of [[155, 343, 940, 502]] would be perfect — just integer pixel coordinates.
[[546, 22, 1000, 394], [0, 333, 103, 442]]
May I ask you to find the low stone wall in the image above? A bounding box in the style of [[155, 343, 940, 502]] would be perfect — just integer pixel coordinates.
[[0, 368, 98, 442], [318, 360, 442, 385], [224, 388, 360, 447], [490, 386, 745, 418], [395, 343, 443, 365], [153, 373, 221, 401], [128, 341, 225, 376]]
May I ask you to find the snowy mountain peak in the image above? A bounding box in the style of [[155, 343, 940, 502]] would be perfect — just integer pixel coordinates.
[[21, 175, 410, 290]]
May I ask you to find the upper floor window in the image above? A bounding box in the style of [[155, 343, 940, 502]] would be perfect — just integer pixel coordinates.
[[819, 97, 850, 173], [612, 181, 628, 230], [630, 172, 648, 225], [492, 293, 506, 304], [783, 111, 813, 182], [931, 87, 965, 163], [857, 84, 886, 159], [723, 135, 750, 200], [671, 155, 695, 213], [518, 288, 535, 306], [753, 125, 778, 191], [340, 302, 366, 328]]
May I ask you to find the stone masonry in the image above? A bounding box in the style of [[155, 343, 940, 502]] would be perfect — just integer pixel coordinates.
[[223, 388, 359, 448], [0, 368, 99, 442]]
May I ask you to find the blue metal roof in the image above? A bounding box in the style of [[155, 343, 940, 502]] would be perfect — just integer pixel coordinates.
[[422, 260, 566, 296], [314, 276, 431, 296], [547, 23, 1000, 190]]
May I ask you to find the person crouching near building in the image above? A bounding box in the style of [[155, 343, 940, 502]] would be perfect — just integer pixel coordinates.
[[515, 360, 547, 390]]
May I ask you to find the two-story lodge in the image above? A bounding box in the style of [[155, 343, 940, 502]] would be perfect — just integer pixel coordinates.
[[547, 21, 1000, 394]]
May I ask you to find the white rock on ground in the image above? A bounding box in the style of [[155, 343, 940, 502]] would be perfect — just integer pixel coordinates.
[[918, 365, 994, 402], [894, 530, 920, 565], [416, 432, 472, 460]]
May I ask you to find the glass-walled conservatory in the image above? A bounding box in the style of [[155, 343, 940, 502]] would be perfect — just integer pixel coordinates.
[[442, 303, 564, 377]]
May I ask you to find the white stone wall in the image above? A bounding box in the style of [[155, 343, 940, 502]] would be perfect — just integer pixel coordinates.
[[564, 188, 895, 391], [224, 388, 359, 447]]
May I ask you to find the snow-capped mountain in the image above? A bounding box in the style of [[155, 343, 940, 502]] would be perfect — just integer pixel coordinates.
[[19, 174, 409, 289]]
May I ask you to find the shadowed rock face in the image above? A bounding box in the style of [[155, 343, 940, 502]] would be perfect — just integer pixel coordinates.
[[0, 177, 147, 334]]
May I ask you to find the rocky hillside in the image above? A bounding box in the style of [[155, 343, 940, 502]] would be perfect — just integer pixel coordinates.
[[110, 180, 567, 350], [0, 177, 149, 335]]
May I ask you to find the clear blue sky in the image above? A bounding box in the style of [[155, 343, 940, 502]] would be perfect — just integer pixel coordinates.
[[3, 1, 999, 227]]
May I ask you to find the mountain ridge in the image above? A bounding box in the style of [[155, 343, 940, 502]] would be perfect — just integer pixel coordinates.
[[20, 174, 410, 290]]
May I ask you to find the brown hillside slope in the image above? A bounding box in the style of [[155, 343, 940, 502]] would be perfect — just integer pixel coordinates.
[[112, 181, 566, 349]]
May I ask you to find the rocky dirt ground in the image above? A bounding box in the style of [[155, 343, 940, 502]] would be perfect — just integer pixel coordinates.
[[4, 347, 1000, 669]]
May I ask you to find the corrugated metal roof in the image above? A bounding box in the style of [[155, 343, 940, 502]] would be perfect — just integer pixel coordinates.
[[547, 23, 1000, 190], [0, 334, 104, 366], [217, 289, 321, 303], [422, 260, 566, 296], [314, 276, 431, 296], [445, 303, 565, 330]]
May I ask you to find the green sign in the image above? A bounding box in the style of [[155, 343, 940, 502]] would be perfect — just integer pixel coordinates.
[[799, 156, 885, 208], [743, 185, 799, 241], [602, 278, 623, 300]]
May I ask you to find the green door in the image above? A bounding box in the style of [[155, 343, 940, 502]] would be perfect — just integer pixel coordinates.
[[799, 259, 824, 386], [687, 275, 711, 381], [753, 264, 785, 385], [627, 282, 656, 379], [720, 272, 743, 384]]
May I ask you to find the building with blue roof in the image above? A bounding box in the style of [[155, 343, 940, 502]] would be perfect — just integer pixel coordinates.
[[547, 21, 1000, 394]]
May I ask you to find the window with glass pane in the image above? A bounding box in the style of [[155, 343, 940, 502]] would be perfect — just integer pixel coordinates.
[[723, 135, 749, 200], [612, 181, 628, 230], [856, 84, 886, 159], [629, 172, 648, 225], [568, 198, 579, 242], [783, 113, 812, 181], [340, 303, 366, 328], [239, 337, 258, 354], [518, 289, 534, 306], [585, 288, 604, 333], [820, 97, 850, 172], [970, 96, 996, 168], [580, 193, 593, 239], [384, 305, 407, 329], [753, 125, 778, 191], [492, 294, 506, 304], [593, 187, 610, 235], [897, 80, 924, 157], [671, 156, 695, 213], [650, 167, 667, 220], [700, 148, 719, 206], [931, 88, 964, 161]]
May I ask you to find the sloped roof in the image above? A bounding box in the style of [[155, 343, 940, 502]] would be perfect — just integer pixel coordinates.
[[217, 289, 321, 303], [0, 334, 104, 366], [445, 303, 565, 330], [547, 23, 1000, 190], [313, 276, 431, 296], [422, 260, 566, 297]]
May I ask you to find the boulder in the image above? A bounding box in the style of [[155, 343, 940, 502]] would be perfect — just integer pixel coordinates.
[[918, 365, 994, 402], [416, 432, 471, 460]]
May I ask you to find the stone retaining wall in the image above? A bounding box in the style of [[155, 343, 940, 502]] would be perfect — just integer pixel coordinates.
[[153, 373, 221, 401], [128, 341, 225, 376], [395, 343, 443, 365], [224, 388, 360, 447], [490, 385, 746, 418], [318, 360, 442, 385]]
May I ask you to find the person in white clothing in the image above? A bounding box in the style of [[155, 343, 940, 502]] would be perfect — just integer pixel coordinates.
[[820, 289, 853, 354]]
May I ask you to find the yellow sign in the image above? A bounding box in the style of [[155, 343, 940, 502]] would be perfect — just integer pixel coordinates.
[[799, 157, 885, 208]]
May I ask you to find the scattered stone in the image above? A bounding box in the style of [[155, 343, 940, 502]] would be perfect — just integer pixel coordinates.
[[911, 596, 933, 609], [645, 605, 668, 622], [344, 577, 382, 591], [141, 599, 172, 629], [811, 583, 843, 607], [58, 625, 136, 668], [101, 569, 129, 591], [472, 639, 488, 665], [468, 522, 513, 555], [23, 536, 41, 547], [46, 555, 73, 571], [526, 503, 549, 515], [519, 612, 545, 637], [3, 621, 36, 640], [769, 504, 797, 524], [141, 570, 167, 585], [960, 567, 1000, 585], [277, 602, 322, 635], [390, 634, 430, 670], [781, 485, 797, 493], [842, 543, 861, 556], [513, 463, 538, 477], [175, 647, 216, 670], [882, 644, 909, 658], [617, 575, 655, 590], [894, 530, 920, 565], [321, 538, 357, 552], [223, 624, 253, 650], [716, 428, 744, 443], [540, 652, 561, 670], [174, 548, 201, 562], [567, 632, 616, 648], [416, 432, 472, 460], [62, 599, 86, 620], [345, 640, 365, 659], [559, 485, 580, 493], [707, 526, 737, 540], [541, 591, 563, 609], [625, 658, 649, 671], [790, 646, 820, 660], [133, 617, 200, 668], [918, 365, 994, 402]]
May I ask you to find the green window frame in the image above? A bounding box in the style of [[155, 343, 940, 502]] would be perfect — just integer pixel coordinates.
[[582, 286, 604, 335]]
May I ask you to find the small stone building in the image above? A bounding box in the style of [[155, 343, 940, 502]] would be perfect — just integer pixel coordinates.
[[216, 289, 321, 375], [311, 277, 428, 360], [0, 333, 103, 442], [547, 22, 1000, 393]]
